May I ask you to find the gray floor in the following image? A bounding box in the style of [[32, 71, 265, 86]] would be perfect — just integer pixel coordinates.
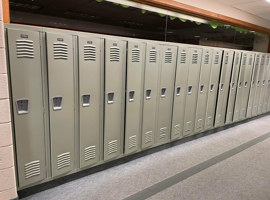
[[23, 115, 270, 200]]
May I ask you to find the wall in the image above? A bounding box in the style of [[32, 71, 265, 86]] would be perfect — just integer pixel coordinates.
[[0, 0, 18, 199]]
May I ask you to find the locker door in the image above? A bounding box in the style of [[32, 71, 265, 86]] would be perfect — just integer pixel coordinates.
[[46, 32, 75, 177], [205, 49, 223, 130], [171, 45, 189, 140], [263, 55, 270, 113], [183, 47, 203, 136], [104, 39, 126, 161], [7, 28, 46, 187], [226, 51, 241, 124], [258, 54, 268, 115], [124, 41, 145, 155], [240, 53, 255, 119], [78, 35, 103, 168], [156, 45, 177, 144], [247, 54, 260, 118], [141, 43, 160, 149], [194, 48, 213, 133], [215, 50, 234, 127], [233, 52, 247, 122]]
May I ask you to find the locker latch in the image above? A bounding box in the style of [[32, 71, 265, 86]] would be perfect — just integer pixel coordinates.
[[146, 89, 151, 100], [231, 83, 235, 89], [161, 88, 166, 98], [239, 82, 242, 88], [220, 84, 224, 90], [187, 86, 192, 94], [210, 84, 214, 92], [200, 85, 204, 93], [107, 92, 114, 104], [244, 81, 248, 87], [176, 87, 181, 96], [52, 97, 63, 111], [82, 94, 90, 107], [129, 91, 135, 102], [16, 99, 29, 115]]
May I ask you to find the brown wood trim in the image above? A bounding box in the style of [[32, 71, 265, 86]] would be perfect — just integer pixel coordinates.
[[131, 0, 270, 34], [2, 0, 10, 23]]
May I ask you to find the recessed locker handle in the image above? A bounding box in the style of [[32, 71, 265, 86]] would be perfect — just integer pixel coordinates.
[[82, 94, 90, 107], [231, 82, 235, 89], [200, 85, 204, 93], [107, 92, 114, 104], [244, 81, 248, 87], [187, 86, 192, 94], [52, 96, 63, 111], [16, 99, 29, 115], [129, 91, 135, 102], [257, 81, 260, 87], [238, 82, 242, 88], [146, 89, 151, 100], [210, 84, 214, 92], [161, 88, 166, 98], [176, 87, 181, 96], [220, 84, 224, 91]]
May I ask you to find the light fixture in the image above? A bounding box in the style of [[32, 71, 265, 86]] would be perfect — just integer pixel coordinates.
[[266, 0, 270, 3], [194, 35, 201, 38]]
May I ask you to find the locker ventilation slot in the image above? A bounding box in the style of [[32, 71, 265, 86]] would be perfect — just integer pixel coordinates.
[[180, 52, 186, 64], [160, 127, 167, 139], [57, 152, 71, 169], [84, 146, 96, 161], [53, 42, 68, 60], [131, 48, 140, 62], [24, 160, 41, 179], [16, 39, 34, 58], [235, 56, 239, 65], [165, 51, 172, 63], [192, 53, 198, 64], [243, 56, 247, 65], [149, 50, 157, 63], [108, 140, 118, 154], [110, 47, 120, 62], [214, 54, 219, 64], [145, 131, 153, 144], [249, 57, 252, 65], [224, 55, 229, 65], [174, 124, 180, 135], [84, 45, 96, 61], [204, 54, 209, 64], [128, 135, 137, 149]]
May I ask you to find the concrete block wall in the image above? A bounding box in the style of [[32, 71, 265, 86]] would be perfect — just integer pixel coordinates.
[[0, 0, 18, 199]]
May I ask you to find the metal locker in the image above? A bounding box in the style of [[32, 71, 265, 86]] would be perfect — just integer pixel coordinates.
[[246, 54, 261, 118], [104, 38, 126, 161], [258, 54, 268, 115], [262, 55, 270, 113], [141, 43, 160, 149], [171, 45, 189, 140], [215, 50, 234, 127], [233, 52, 247, 122], [194, 48, 213, 133], [78, 34, 104, 168], [183, 47, 203, 136], [7, 27, 47, 187], [156, 44, 177, 144], [46, 31, 75, 177], [205, 49, 223, 130], [124, 41, 145, 154], [226, 51, 241, 124]]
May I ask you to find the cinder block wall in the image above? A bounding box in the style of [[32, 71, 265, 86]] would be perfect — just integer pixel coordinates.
[[0, 0, 18, 199]]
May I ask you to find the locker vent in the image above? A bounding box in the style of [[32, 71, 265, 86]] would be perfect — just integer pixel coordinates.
[[174, 124, 180, 135], [224, 55, 229, 64], [84, 146, 96, 161], [255, 57, 259, 65], [180, 52, 186, 64], [243, 56, 247, 65], [128, 135, 137, 149], [16, 39, 34, 58], [24, 160, 41, 179], [160, 127, 167, 139], [248, 57, 252, 65], [110, 47, 120, 62], [53, 42, 68, 60], [192, 53, 198, 64], [165, 51, 172, 63], [214, 54, 219, 64], [149, 50, 157, 63], [204, 54, 209, 64], [84, 45, 96, 61], [145, 131, 153, 144], [108, 140, 118, 154], [235, 56, 239, 65], [57, 152, 71, 169], [131, 48, 140, 62]]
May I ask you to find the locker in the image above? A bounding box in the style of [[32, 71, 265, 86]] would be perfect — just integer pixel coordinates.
[[183, 47, 203, 136], [258, 54, 268, 114], [104, 38, 126, 161], [263, 55, 270, 113], [233, 52, 247, 122], [246, 54, 261, 118], [124, 41, 145, 154], [78, 34, 104, 168], [46, 31, 75, 177], [155, 44, 177, 144], [171, 45, 189, 140], [215, 50, 234, 127], [194, 48, 213, 133], [7, 27, 47, 187], [141, 43, 160, 149], [226, 51, 241, 124], [205, 49, 223, 130]]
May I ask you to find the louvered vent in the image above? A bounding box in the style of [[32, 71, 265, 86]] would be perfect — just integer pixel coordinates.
[[180, 52, 186, 64], [25, 160, 41, 179], [214, 54, 219, 64], [149, 50, 157, 63], [165, 51, 172, 63], [84, 44, 96, 61], [160, 127, 167, 139], [145, 131, 153, 144], [174, 124, 180, 135], [128, 135, 137, 149], [108, 140, 118, 154], [84, 146, 96, 161], [243, 56, 247, 65], [16, 39, 34, 58], [131, 48, 140, 62], [235, 56, 239, 65], [57, 152, 71, 170], [192, 53, 198, 64], [249, 57, 252, 65], [53, 42, 68, 60], [204, 54, 209, 64], [256, 56, 259, 65], [224, 55, 229, 64], [110, 47, 120, 62]]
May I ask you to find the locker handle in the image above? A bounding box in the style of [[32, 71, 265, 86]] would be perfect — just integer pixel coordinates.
[[244, 81, 248, 87], [146, 89, 151, 100], [220, 84, 224, 91], [52, 96, 63, 111], [82, 94, 90, 107], [210, 84, 214, 92], [257, 81, 260, 86], [262, 80, 265, 86], [188, 86, 192, 94], [200, 85, 204, 93], [129, 91, 135, 102], [231, 83, 235, 89], [16, 99, 29, 115], [107, 92, 114, 104], [161, 88, 166, 98], [176, 87, 181, 96], [238, 82, 242, 88]]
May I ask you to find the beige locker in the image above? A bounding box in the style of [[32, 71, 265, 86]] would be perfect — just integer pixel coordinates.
[[263, 55, 270, 113], [124, 41, 145, 154], [258, 54, 268, 114]]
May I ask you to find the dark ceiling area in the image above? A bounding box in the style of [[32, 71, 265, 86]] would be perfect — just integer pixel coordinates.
[[9, 0, 255, 49]]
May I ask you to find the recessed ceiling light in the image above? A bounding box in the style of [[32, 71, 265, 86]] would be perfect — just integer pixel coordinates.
[[266, 0, 270, 3], [194, 35, 200, 38]]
